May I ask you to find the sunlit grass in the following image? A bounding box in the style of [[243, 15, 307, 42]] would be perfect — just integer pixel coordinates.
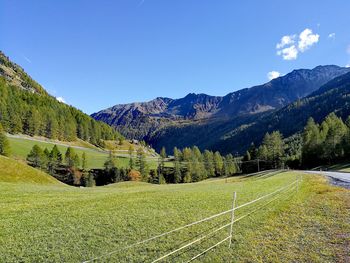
[[7, 136, 162, 169], [0, 161, 349, 262]]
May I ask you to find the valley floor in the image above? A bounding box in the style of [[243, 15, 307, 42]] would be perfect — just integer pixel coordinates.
[[0, 165, 349, 262]]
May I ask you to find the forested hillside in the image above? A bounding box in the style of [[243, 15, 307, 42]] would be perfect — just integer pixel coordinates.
[[213, 71, 350, 154], [0, 52, 121, 145]]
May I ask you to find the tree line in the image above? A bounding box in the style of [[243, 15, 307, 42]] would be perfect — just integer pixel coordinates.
[[0, 77, 121, 146], [302, 113, 350, 167], [4, 111, 350, 186], [242, 112, 350, 170], [152, 146, 239, 184]]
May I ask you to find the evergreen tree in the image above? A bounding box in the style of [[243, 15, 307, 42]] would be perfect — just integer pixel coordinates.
[[248, 143, 258, 160], [65, 147, 77, 168], [203, 150, 215, 178], [160, 147, 167, 171], [322, 113, 347, 162], [136, 148, 149, 181], [190, 146, 206, 181], [0, 124, 10, 156], [128, 145, 134, 169], [258, 131, 285, 168], [104, 151, 117, 171], [213, 151, 223, 176], [344, 116, 350, 157], [182, 147, 193, 181], [225, 154, 237, 176], [48, 145, 62, 174], [173, 147, 182, 183], [27, 145, 45, 168], [302, 118, 320, 166], [73, 154, 80, 168], [82, 152, 87, 171]]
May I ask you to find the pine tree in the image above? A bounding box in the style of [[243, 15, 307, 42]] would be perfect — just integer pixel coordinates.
[[158, 147, 167, 180], [259, 131, 285, 168], [302, 118, 321, 166], [0, 124, 10, 156], [27, 145, 45, 168], [213, 151, 223, 176], [104, 151, 116, 171], [203, 150, 215, 178], [73, 154, 80, 168], [48, 145, 62, 174], [128, 145, 134, 169], [65, 147, 77, 168], [136, 148, 149, 181], [322, 113, 347, 162], [225, 154, 237, 176], [344, 116, 350, 157], [173, 147, 182, 183], [82, 152, 87, 171]]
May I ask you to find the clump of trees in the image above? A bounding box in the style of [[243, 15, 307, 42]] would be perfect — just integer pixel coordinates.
[[0, 123, 10, 156], [242, 131, 285, 173], [0, 77, 122, 146], [151, 146, 239, 184], [26, 144, 92, 186], [242, 112, 350, 171], [302, 113, 350, 167]]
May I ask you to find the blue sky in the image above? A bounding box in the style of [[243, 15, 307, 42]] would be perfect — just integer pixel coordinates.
[[1, 0, 350, 114]]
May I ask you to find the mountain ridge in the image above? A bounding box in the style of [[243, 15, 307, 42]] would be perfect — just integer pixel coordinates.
[[92, 65, 350, 151]]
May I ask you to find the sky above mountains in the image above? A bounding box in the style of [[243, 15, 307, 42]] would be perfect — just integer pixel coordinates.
[[1, 0, 350, 114]]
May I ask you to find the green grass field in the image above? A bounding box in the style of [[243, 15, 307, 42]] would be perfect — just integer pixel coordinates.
[[0, 157, 349, 262], [7, 136, 162, 169]]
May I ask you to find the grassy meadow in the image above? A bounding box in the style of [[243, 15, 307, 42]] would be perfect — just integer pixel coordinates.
[[7, 136, 162, 169], [0, 157, 349, 262]]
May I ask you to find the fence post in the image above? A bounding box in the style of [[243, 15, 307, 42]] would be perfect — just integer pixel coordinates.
[[228, 192, 237, 248]]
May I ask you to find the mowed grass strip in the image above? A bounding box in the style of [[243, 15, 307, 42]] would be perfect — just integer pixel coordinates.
[[0, 164, 349, 262]]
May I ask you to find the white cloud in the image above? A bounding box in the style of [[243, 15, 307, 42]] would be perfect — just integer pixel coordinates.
[[267, 71, 281, 80], [276, 35, 296, 49], [276, 45, 298, 60], [346, 64, 350, 68], [276, 28, 320, 60], [328, 33, 336, 39], [298, 28, 320, 52], [56, 97, 66, 103]]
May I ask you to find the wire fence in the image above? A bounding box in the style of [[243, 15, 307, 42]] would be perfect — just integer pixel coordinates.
[[82, 176, 301, 263]]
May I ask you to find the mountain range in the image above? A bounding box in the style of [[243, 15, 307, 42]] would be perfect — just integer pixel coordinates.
[[92, 65, 350, 153]]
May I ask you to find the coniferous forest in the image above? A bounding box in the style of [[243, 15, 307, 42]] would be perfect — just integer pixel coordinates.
[[0, 77, 121, 145]]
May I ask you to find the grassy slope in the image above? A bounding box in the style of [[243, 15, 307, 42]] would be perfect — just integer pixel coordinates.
[[0, 155, 61, 185], [0, 168, 349, 262], [7, 136, 161, 169]]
